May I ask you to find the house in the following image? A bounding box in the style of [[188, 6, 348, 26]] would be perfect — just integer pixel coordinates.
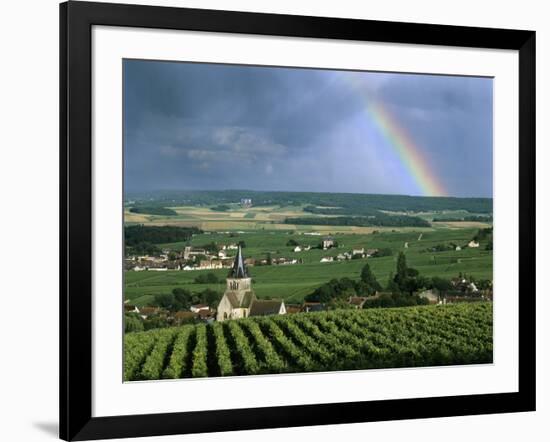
[[197, 309, 216, 322], [468, 240, 480, 248], [216, 246, 286, 321], [322, 236, 335, 250], [139, 306, 160, 319], [352, 248, 365, 256], [183, 246, 207, 260], [320, 256, 334, 263], [293, 246, 302, 252], [249, 299, 286, 317], [124, 304, 140, 314], [240, 198, 252, 208], [366, 248, 379, 257], [218, 250, 227, 258], [455, 246, 462, 251], [199, 259, 223, 270], [336, 254, 346, 261], [190, 304, 210, 313], [348, 296, 368, 309], [285, 304, 302, 314], [173, 311, 197, 325]]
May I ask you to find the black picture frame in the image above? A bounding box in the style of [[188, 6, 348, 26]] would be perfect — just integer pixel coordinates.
[[60, 1, 536, 440]]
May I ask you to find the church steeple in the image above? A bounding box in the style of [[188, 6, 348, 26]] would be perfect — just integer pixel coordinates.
[[230, 245, 248, 278]]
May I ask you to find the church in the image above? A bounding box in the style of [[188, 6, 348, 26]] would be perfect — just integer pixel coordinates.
[[216, 246, 286, 321]]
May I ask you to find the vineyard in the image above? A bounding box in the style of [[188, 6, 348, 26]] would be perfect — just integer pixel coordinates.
[[124, 302, 493, 381]]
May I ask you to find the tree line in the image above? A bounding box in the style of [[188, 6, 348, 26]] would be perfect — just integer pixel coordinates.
[[125, 190, 493, 214], [125, 225, 202, 256], [284, 214, 430, 228]]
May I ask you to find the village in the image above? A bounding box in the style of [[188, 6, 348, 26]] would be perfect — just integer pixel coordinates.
[[124, 235, 382, 272], [124, 243, 492, 333]]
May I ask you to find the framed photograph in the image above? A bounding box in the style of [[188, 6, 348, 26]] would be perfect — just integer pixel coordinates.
[[60, 1, 536, 440]]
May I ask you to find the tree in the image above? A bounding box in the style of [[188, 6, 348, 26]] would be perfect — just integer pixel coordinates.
[[386, 272, 401, 294], [238, 240, 246, 248], [172, 287, 192, 309], [286, 239, 299, 246], [395, 251, 408, 285], [431, 277, 452, 298], [360, 263, 382, 295], [199, 288, 221, 308]]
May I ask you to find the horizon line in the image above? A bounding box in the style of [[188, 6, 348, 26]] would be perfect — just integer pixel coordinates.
[[124, 188, 493, 200]]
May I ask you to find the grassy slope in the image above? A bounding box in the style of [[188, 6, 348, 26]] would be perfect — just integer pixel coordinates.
[[125, 227, 491, 305]]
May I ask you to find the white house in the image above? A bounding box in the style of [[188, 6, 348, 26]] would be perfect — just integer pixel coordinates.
[[190, 304, 211, 313], [320, 256, 334, 263], [322, 236, 335, 250], [468, 240, 480, 248], [293, 246, 302, 252]]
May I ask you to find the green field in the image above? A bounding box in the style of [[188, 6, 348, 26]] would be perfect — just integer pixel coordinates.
[[125, 227, 492, 305], [124, 302, 493, 381]]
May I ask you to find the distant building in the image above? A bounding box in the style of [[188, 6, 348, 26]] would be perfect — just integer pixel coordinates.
[[348, 296, 368, 309], [468, 240, 480, 248], [293, 246, 302, 252], [190, 304, 210, 313], [240, 198, 252, 208], [322, 236, 335, 250], [352, 248, 365, 256], [285, 304, 302, 314], [320, 256, 334, 263], [250, 299, 286, 317], [124, 304, 140, 314], [183, 246, 207, 260], [366, 248, 379, 257]]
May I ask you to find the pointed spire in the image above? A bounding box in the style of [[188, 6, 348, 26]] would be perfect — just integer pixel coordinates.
[[230, 245, 248, 278]]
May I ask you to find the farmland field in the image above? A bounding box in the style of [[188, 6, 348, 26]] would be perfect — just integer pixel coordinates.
[[124, 302, 493, 381], [125, 227, 492, 305]]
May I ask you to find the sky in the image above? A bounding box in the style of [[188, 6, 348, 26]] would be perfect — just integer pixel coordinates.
[[124, 59, 493, 198]]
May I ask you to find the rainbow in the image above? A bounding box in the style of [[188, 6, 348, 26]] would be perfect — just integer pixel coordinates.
[[337, 72, 448, 197]]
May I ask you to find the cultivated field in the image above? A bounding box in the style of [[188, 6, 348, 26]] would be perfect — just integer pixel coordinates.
[[125, 204, 492, 233], [124, 302, 493, 381]]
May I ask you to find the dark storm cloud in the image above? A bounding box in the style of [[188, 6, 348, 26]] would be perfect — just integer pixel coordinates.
[[124, 60, 493, 197]]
